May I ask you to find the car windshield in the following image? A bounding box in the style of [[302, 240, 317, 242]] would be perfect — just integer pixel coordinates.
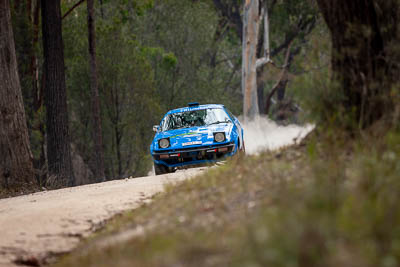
[[161, 108, 231, 131]]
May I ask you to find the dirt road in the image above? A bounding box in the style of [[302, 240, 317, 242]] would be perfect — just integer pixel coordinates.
[[0, 120, 312, 267], [0, 168, 204, 267]]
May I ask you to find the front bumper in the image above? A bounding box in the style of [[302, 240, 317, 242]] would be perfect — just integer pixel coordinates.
[[152, 143, 236, 168]]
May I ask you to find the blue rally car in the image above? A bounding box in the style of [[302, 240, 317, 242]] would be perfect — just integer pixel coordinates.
[[150, 103, 245, 175]]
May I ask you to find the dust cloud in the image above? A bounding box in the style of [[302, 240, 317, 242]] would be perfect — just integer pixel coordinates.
[[242, 116, 314, 155]]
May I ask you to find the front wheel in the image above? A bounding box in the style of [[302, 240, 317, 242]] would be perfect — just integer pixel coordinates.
[[154, 163, 168, 175]]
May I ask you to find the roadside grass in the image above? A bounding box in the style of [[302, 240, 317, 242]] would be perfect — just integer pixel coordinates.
[[54, 127, 400, 267]]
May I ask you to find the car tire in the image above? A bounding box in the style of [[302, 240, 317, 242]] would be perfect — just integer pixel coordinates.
[[168, 167, 177, 173], [154, 163, 168, 175]]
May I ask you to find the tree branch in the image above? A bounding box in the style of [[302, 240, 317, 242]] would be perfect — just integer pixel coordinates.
[[62, 0, 86, 20], [262, 2, 270, 60], [212, 0, 243, 41], [256, 57, 272, 68], [265, 41, 293, 114], [256, 3, 272, 69]]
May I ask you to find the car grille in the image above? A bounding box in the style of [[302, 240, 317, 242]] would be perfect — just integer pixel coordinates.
[[153, 143, 232, 154], [152, 143, 235, 163]]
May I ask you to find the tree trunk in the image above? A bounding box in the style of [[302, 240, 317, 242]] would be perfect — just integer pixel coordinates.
[[31, 0, 40, 111], [242, 0, 261, 119], [41, 0, 75, 187], [87, 0, 105, 182], [257, 78, 266, 114], [256, 9, 266, 115], [115, 124, 122, 178], [316, 0, 399, 128], [31, 0, 46, 185], [0, 0, 36, 191]]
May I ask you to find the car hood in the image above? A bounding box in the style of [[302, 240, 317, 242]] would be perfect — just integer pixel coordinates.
[[154, 123, 233, 149]]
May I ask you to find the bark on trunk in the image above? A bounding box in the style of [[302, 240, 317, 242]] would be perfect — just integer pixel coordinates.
[[316, 0, 399, 127], [41, 0, 75, 187], [87, 0, 105, 182], [242, 0, 261, 120], [0, 0, 36, 191]]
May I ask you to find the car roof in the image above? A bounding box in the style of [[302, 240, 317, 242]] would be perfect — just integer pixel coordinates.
[[167, 104, 225, 114]]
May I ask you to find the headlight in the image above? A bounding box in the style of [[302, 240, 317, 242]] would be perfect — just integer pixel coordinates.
[[214, 132, 225, 142], [159, 138, 170, 148]]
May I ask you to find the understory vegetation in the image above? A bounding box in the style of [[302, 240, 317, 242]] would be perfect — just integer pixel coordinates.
[[54, 125, 400, 267]]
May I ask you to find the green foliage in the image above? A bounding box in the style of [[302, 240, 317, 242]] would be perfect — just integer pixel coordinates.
[[12, 0, 323, 182], [59, 0, 246, 179], [134, 0, 242, 114], [288, 21, 334, 125], [62, 0, 163, 178], [162, 52, 178, 70]]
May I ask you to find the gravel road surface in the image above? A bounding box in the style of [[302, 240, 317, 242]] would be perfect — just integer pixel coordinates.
[[0, 168, 204, 267]]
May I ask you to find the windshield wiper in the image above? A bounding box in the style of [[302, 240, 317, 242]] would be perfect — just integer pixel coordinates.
[[207, 120, 231, 126]]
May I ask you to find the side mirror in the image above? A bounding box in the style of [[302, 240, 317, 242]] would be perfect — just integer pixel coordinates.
[[153, 125, 161, 132]]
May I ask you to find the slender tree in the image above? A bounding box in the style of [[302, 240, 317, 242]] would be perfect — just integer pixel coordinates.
[[0, 0, 36, 191], [87, 0, 106, 182], [41, 0, 75, 187], [242, 0, 271, 119], [214, 0, 316, 117], [316, 0, 399, 127]]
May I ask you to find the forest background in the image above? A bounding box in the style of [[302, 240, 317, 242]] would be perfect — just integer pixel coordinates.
[[9, 0, 326, 187]]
